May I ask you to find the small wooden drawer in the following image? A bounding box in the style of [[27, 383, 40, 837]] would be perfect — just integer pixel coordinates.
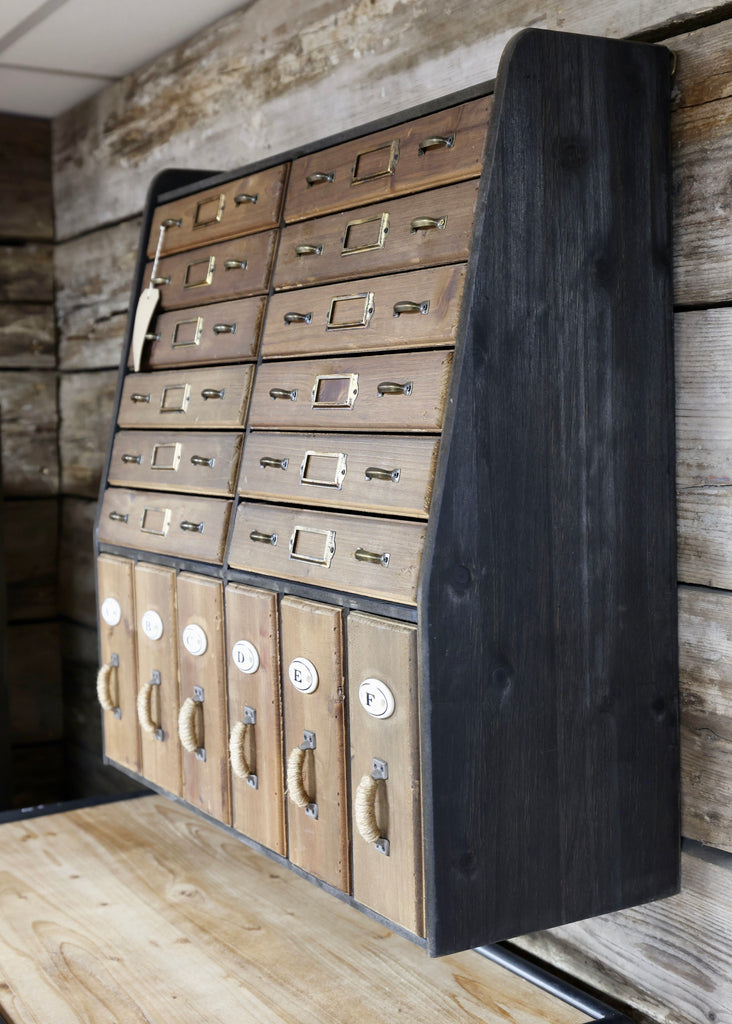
[[284, 96, 491, 222], [128, 296, 266, 370], [248, 350, 452, 433], [98, 488, 232, 564], [225, 584, 285, 856], [109, 430, 243, 497], [134, 562, 182, 796], [280, 596, 349, 892], [144, 230, 277, 310], [239, 432, 440, 518], [147, 164, 289, 258], [261, 265, 466, 359], [230, 503, 426, 604], [176, 573, 231, 825], [118, 366, 254, 430], [347, 612, 423, 937], [273, 180, 479, 291], [96, 554, 140, 774]]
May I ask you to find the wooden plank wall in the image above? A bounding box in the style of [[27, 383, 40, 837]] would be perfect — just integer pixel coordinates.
[[49, 1, 732, 1019]]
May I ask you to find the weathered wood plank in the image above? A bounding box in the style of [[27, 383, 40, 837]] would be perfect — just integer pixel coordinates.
[[55, 218, 141, 370], [513, 844, 732, 1024], [0, 244, 53, 303], [59, 497, 98, 627], [59, 370, 118, 496], [0, 114, 53, 242], [7, 622, 63, 745], [0, 304, 55, 367], [51, 0, 732, 241], [0, 370, 58, 496], [3, 499, 58, 621]]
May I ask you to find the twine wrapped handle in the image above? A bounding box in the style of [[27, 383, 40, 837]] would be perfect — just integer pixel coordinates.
[[137, 682, 156, 733], [355, 775, 381, 843], [96, 661, 117, 712], [230, 720, 252, 780], [287, 747, 310, 808], [178, 697, 202, 753]]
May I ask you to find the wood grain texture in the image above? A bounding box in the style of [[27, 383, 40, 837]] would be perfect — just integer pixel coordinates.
[[60, 497, 98, 627], [0, 370, 58, 496], [4, 499, 58, 620], [0, 244, 53, 302], [59, 369, 118, 497], [0, 795, 589, 1024], [117, 365, 253, 430], [108, 429, 243, 496], [0, 114, 53, 241], [0, 304, 55, 367]]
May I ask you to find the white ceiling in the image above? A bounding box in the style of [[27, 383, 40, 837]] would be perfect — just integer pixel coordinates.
[[0, 0, 250, 119]]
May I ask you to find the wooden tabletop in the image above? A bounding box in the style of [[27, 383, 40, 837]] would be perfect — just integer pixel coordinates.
[[0, 794, 588, 1024]]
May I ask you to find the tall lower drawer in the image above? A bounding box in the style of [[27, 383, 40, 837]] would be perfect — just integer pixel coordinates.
[[98, 488, 232, 563], [229, 503, 425, 604], [109, 430, 243, 496], [118, 366, 253, 429]]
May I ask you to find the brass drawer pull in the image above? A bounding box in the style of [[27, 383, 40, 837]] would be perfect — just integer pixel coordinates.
[[306, 171, 334, 185], [270, 387, 297, 401], [180, 520, 204, 533], [365, 466, 400, 483], [234, 192, 258, 205], [418, 134, 454, 154], [224, 259, 248, 271], [144, 331, 161, 341], [201, 387, 225, 400], [393, 300, 429, 317], [109, 510, 128, 523], [250, 530, 277, 546], [260, 456, 289, 470], [355, 547, 390, 567], [151, 276, 171, 286], [161, 217, 182, 228], [131, 392, 151, 403], [121, 453, 142, 464], [377, 380, 413, 397], [410, 216, 447, 232], [284, 311, 312, 325], [212, 322, 236, 334], [190, 455, 214, 468], [295, 244, 323, 257]]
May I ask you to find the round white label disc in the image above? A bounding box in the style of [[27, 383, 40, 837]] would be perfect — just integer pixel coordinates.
[[358, 678, 396, 719], [288, 657, 319, 694], [141, 609, 164, 641], [182, 623, 207, 656], [232, 639, 260, 675], [100, 597, 121, 627]]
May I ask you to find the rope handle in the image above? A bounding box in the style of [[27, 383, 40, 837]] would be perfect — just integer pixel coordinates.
[[178, 696, 201, 753], [137, 682, 156, 733], [96, 662, 117, 712], [355, 774, 382, 844], [229, 720, 252, 779], [287, 746, 310, 808]]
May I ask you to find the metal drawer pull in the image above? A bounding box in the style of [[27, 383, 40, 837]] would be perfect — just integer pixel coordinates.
[[260, 456, 289, 470], [144, 331, 161, 341], [190, 455, 214, 468], [212, 322, 236, 334], [410, 216, 447, 232], [151, 276, 170, 286], [295, 244, 323, 256], [121, 453, 142, 464], [377, 380, 413, 397], [269, 387, 297, 401], [201, 387, 224, 400], [306, 171, 334, 185], [418, 134, 454, 154], [161, 217, 182, 228], [365, 466, 400, 483], [180, 520, 204, 532], [109, 510, 129, 523], [234, 192, 258, 205], [393, 300, 429, 316], [224, 258, 248, 271], [355, 547, 390, 567], [284, 311, 312, 324], [250, 530, 277, 545], [130, 392, 151, 403]]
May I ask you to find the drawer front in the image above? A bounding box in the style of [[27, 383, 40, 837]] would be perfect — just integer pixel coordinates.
[[347, 612, 423, 937], [96, 554, 140, 774], [273, 180, 479, 290], [230, 503, 426, 605], [177, 573, 231, 824], [248, 350, 452, 433], [118, 366, 253, 429], [147, 164, 289, 257], [239, 432, 440, 518], [129, 296, 266, 370], [262, 265, 466, 359], [134, 562, 182, 796], [280, 596, 349, 892], [146, 230, 277, 310], [99, 488, 232, 564], [109, 430, 243, 497], [284, 96, 491, 222], [225, 584, 285, 856]]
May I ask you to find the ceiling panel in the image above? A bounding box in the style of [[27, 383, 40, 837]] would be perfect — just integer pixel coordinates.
[[0, 64, 110, 118], [0, 0, 53, 39]]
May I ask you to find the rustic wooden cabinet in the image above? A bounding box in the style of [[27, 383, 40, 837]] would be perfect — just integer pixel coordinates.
[[94, 29, 679, 955]]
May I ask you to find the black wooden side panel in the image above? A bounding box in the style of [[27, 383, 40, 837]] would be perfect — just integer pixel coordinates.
[[421, 29, 678, 956]]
